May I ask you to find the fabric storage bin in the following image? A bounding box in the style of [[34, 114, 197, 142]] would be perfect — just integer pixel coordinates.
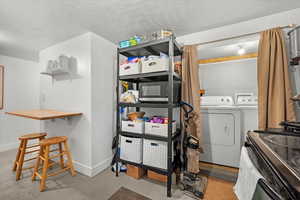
[[120, 136, 142, 163], [143, 139, 173, 169], [141, 57, 169, 73], [145, 121, 176, 137], [119, 62, 141, 76], [122, 120, 144, 134]]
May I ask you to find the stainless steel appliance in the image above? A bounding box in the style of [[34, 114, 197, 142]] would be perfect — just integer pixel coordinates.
[[288, 26, 300, 65], [139, 81, 180, 102], [252, 179, 282, 200], [246, 129, 300, 200]]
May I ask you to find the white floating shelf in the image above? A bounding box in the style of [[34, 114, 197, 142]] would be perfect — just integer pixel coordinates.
[[40, 70, 70, 76]]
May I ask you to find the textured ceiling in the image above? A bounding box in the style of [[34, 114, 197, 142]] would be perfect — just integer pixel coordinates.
[[0, 0, 300, 61]]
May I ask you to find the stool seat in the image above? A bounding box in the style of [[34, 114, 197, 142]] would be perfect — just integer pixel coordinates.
[[19, 132, 47, 140], [40, 136, 67, 146]]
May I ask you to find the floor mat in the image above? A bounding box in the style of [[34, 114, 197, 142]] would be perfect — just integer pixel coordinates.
[[108, 187, 152, 200]]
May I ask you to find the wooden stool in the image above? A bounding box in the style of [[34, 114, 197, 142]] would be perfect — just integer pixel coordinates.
[[13, 132, 47, 181], [32, 136, 76, 192]]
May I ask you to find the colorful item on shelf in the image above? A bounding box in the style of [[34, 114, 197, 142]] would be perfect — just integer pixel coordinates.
[[118, 30, 173, 49], [119, 36, 144, 48], [151, 30, 173, 40], [119, 40, 131, 48], [147, 116, 169, 124], [174, 61, 182, 75], [120, 56, 141, 66], [127, 56, 140, 63], [129, 37, 138, 46], [127, 112, 145, 121], [163, 117, 168, 124], [120, 90, 139, 103], [121, 81, 129, 91]]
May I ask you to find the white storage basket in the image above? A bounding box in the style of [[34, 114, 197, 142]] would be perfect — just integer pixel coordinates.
[[141, 57, 169, 73], [119, 62, 141, 76], [121, 120, 144, 134], [120, 136, 142, 163], [143, 139, 173, 169], [145, 121, 176, 137]]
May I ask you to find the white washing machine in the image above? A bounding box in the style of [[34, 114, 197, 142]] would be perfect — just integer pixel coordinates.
[[200, 95, 257, 168]]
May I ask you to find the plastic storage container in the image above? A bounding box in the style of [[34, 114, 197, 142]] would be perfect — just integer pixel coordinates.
[[119, 62, 141, 76], [120, 136, 143, 163], [145, 121, 176, 137], [121, 120, 144, 134], [141, 57, 169, 73], [143, 139, 173, 169]]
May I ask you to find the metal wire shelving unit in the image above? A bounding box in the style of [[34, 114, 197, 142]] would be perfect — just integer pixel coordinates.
[[115, 35, 182, 197]]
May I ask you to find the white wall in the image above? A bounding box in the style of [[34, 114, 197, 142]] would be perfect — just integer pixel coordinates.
[[90, 33, 116, 176], [39, 32, 116, 177], [0, 55, 40, 152], [178, 7, 300, 120], [39, 33, 93, 175], [200, 58, 257, 97]]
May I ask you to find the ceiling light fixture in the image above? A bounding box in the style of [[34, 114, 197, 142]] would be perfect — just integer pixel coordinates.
[[237, 46, 245, 55]]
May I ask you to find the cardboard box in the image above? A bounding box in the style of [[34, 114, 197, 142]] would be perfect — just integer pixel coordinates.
[[126, 164, 145, 179], [147, 170, 167, 183]]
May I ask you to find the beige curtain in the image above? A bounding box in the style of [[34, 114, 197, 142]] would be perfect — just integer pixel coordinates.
[[181, 45, 202, 173], [257, 28, 296, 130]]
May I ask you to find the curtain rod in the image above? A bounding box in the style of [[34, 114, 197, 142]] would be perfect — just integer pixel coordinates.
[[194, 24, 296, 46]]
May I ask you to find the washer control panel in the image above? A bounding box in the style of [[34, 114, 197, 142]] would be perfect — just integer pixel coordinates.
[[235, 93, 257, 105], [200, 96, 234, 106]]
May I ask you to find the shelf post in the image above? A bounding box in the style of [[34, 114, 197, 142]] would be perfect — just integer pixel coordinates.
[[116, 48, 120, 177], [167, 36, 174, 197]]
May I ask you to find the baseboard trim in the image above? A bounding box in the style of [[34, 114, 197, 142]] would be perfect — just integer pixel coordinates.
[[73, 156, 112, 177], [0, 142, 19, 152], [91, 155, 113, 177], [73, 160, 93, 177]]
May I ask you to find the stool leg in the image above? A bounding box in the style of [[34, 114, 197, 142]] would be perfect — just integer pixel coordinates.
[[38, 137, 45, 168], [63, 141, 76, 176], [16, 140, 27, 181], [32, 145, 43, 181], [12, 140, 23, 172], [40, 145, 50, 192], [58, 143, 64, 169]]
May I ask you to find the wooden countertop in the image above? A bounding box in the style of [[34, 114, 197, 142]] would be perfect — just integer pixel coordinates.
[[6, 109, 82, 120]]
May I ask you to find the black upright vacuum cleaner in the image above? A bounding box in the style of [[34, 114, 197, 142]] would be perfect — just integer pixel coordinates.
[[178, 101, 208, 199]]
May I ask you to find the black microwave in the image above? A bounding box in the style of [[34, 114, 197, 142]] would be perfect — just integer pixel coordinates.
[[139, 81, 181, 102]]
